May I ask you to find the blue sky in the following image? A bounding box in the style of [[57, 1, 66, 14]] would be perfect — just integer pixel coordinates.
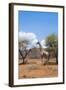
[[18, 11, 58, 41]]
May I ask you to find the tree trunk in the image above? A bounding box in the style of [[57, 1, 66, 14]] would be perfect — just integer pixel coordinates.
[[56, 54, 58, 64], [22, 58, 25, 64]]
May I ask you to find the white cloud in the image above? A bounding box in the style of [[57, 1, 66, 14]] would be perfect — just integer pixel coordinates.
[[19, 31, 48, 49], [19, 31, 38, 48], [41, 40, 47, 48], [31, 39, 38, 46], [19, 32, 36, 41]]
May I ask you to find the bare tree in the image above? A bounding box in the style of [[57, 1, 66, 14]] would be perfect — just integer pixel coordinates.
[[19, 40, 31, 64]]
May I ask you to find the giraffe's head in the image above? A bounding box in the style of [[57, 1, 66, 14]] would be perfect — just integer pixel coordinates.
[[36, 41, 40, 45], [36, 41, 42, 51]]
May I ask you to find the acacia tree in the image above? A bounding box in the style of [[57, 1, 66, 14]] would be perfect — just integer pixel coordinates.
[[19, 40, 31, 64], [45, 34, 58, 64], [46, 34, 58, 47]]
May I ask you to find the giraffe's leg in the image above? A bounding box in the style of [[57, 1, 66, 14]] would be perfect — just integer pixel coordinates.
[[41, 53, 46, 65], [40, 54, 44, 64], [44, 53, 50, 65], [41, 54, 43, 64], [56, 54, 58, 64]]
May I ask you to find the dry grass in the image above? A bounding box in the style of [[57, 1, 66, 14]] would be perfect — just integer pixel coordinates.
[[18, 58, 58, 79]]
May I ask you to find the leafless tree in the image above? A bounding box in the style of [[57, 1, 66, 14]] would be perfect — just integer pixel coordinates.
[[19, 40, 31, 64]]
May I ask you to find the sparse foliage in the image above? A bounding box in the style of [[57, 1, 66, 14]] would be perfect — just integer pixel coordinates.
[[19, 40, 31, 64], [46, 34, 58, 48]]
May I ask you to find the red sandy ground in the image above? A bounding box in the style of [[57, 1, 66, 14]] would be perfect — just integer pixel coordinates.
[[18, 58, 58, 79]]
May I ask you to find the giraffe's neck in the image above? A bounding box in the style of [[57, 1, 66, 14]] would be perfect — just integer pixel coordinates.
[[38, 43, 42, 51], [38, 42, 48, 55]]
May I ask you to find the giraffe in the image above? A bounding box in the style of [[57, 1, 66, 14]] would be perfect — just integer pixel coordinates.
[[36, 41, 50, 65], [37, 41, 58, 65]]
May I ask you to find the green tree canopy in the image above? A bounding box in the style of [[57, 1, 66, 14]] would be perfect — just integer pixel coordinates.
[[45, 34, 58, 52], [46, 34, 58, 47]]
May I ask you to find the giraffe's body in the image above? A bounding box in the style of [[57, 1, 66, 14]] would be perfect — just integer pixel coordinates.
[[37, 41, 58, 65], [37, 42, 50, 64]]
